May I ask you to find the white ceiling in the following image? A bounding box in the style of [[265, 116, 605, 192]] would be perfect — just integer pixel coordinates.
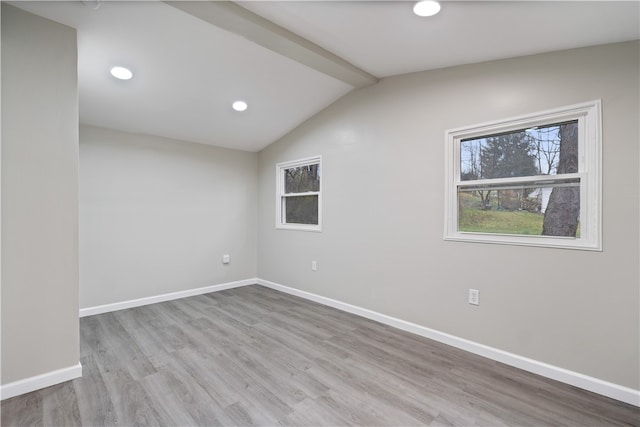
[[9, 1, 640, 152], [240, 1, 640, 77]]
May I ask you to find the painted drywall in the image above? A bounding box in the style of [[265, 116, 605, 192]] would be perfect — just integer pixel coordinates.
[[1, 4, 80, 384], [258, 41, 640, 390], [79, 125, 257, 308]]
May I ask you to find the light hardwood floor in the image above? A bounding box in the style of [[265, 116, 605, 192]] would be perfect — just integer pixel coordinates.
[[2, 285, 639, 426]]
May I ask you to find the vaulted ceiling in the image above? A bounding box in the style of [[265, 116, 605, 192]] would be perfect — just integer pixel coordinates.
[[10, 1, 640, 151]]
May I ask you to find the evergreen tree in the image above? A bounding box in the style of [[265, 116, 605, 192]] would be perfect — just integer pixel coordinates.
[[480, 131, 537, 179], [477, 131, 537, 210]]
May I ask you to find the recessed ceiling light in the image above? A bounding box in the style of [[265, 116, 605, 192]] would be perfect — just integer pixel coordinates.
[[232, 101, 248, 112], [81, 0, 102, 10], [110, 66, 133, 80], [413, 0, 441, 17]]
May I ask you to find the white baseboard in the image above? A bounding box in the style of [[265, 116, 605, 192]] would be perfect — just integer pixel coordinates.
[[1, 363, 82, 401], [256, 278, 640, 407], [79, 278, 257, 317], [3, 280, 257, 400], [69, 276, 640, 406]]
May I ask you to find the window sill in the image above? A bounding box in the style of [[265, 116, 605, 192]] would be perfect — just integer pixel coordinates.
[[444, 232, 601, 251], [276, 224, 322, 232]]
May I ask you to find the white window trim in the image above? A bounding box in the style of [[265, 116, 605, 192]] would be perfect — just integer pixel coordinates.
[[444, 100, 602, 251], [276, 156, 322, 232]]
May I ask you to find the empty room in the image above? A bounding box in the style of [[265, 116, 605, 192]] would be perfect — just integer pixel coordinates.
[[1, 0, 639, 425]]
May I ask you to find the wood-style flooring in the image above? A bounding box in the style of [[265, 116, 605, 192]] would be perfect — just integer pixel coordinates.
[[2, 285, 639, 426]]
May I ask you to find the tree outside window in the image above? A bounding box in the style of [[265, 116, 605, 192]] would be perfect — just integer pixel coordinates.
[[276, 156, 322, 232], [445, 101, 601, 250]]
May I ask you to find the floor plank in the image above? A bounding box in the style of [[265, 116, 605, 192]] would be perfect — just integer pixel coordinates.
[[2, 285, 638, 426]]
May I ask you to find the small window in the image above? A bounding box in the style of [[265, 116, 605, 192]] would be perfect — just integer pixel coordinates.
[[276, 156, 322, 231], [445, 101, 601, 250]]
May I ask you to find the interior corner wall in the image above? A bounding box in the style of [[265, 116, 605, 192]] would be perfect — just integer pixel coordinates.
[[79, 125, 258, 308], [1, 4, 80, 384], [257, 41, 640, 390]]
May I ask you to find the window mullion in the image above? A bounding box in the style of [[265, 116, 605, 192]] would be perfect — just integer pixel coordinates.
[[283, 191, 320, 198], [458, 173, 582, 188]]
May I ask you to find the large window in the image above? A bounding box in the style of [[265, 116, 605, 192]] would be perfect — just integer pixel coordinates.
[[445, 101, 601, 250], [276, 156, 322, 231]]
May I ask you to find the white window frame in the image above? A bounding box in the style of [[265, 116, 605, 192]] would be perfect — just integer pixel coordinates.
[[444, 100, 602, 251], [276, 156, 322, 232]]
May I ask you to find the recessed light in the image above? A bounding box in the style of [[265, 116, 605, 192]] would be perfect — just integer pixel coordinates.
[[413, 0, 441, 17], [232, 101, 248, 112], [110, 66, 133, 80], [81, 0, 102, 10]]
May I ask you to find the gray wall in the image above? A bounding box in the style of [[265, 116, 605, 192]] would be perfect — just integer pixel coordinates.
[[80, 125, 257, 308], [2, 3, 637, 397], [1, 5, 80, 384], [257, 41, 640, 389]]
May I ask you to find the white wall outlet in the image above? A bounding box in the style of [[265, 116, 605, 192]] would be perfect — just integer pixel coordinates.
[[222, 254, 230, 264], [469, 289, 479, 305], [311, 261, 317, 271]]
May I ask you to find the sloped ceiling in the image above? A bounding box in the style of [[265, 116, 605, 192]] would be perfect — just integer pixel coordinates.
[[9, 1, 640, 151]]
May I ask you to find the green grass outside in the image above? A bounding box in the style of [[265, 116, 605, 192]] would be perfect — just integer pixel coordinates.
[[459, 208, 544, 235]]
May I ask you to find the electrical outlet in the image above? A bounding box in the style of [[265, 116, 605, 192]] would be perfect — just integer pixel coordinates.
[[469, 289, 479, 305], [222, 254, 230, 264], [311, 261, 317, 271]]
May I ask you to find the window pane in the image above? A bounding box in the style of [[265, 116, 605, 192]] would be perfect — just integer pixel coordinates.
[[458, 185, 580, 237], [460, 120, 578, 181], [284, 195, 318, 225], [284, 163, 320, 193]]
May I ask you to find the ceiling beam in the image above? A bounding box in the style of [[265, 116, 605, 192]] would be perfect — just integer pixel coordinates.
[[164, 0, 378, 89]]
